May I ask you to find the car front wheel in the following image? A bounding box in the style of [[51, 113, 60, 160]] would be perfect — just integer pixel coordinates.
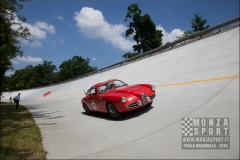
[[107, 102, 122, 120], [83, 103, 91, 114]]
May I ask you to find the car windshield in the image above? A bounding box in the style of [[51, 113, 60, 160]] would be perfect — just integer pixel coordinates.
[[98, 80, 127, 94]]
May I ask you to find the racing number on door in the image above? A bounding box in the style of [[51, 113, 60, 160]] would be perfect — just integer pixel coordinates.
[[91, 101, 97, 109]]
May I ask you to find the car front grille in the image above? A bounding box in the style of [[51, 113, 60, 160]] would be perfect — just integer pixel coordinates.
[[142, 93, 146, 105], [149, 94, 155, 101], [127, 102, 139, 108]]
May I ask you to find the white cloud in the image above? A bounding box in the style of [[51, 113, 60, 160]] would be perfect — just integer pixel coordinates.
[[53, 15, 64, 20], [34, 22, 55, 34], [59, 39, 64, 43], [11, 13, 55, 47], [156, 25, 184, 45], [11, 56, 43, 64], [12, 19, 45, 39], [91, 57, 98, 61], [11, 59, 19, 65], [31, 40, 42, 47], [6, 56, 42, 76], [25, 24, 47, 39], [74, 7, 135, 51], [20, 39, 29, 46]]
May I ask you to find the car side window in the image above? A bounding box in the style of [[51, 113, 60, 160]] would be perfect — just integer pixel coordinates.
[[99, 85, 107, 94], [108, 82, 115, 89], [87, 87, 97, 96]]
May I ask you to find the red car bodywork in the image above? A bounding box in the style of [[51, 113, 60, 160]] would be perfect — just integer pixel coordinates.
[[81, 79, 156, 119]]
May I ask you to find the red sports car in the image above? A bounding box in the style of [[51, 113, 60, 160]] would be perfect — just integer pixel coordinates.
[[81, 79, 156, 119]]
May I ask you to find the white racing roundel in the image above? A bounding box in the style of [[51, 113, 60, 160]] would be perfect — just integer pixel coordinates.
[[91, 101, 97, 109]]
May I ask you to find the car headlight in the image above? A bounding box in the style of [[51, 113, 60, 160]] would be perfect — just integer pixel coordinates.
[[138, 100, 142, 106], [121, 97, 127, 103], [151, 85, 155, 91]]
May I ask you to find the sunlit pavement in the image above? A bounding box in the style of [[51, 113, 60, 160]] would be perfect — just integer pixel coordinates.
[[2, 27, 239, 159]]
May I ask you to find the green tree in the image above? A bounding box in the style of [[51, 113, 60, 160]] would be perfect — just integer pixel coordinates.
[[124, 4, 163, 59], [191, 11, 210, 32], [59, 56, 97, 81], [8, 66, 34, 90], [2, 76, 11, 91], [0, 0, 31, 93], [7, 61, 57, 90], [122, 52, 140, 60], [34, 61, 58, 86]]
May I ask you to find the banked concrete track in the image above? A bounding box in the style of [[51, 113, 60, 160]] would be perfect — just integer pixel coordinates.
[[2, 27, 239, 159]]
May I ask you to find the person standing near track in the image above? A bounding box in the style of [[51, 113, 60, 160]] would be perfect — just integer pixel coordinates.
[[10, 96, 12, 103], [15, 93, 21, 109]]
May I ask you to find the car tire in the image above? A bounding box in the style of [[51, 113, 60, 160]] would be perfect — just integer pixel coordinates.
[[107, 102, 122, 120], [145, 102, 152, 107], [83, 103, 91, 114]]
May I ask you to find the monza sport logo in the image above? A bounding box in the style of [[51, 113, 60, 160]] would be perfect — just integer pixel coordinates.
[[182, 118, 230, 149]]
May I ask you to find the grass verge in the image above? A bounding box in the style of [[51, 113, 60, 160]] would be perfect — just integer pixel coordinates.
[[0, 102, 47, 160]]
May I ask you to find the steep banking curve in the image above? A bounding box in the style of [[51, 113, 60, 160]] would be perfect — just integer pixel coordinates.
[[1, 27, 239, 159]]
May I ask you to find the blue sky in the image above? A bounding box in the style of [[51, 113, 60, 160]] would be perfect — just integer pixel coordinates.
[[6, 0, 239, 76]]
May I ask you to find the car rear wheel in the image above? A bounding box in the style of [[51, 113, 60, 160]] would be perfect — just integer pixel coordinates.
[[83, 103, 91, 114], [107, 102, 121, 120]]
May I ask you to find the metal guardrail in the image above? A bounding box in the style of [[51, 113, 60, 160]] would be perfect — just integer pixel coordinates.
[[15, 16, 240, 91]]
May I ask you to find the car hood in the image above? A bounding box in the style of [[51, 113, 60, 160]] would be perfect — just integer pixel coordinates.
[[109, 85, 146, 95]]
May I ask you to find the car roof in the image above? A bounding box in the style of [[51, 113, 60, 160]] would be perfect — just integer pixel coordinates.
[[93, 79, 118, 88]]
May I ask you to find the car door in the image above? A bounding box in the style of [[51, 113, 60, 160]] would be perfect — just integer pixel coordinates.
[[85, 86, 105, 112], [96, 84, 109, 112]]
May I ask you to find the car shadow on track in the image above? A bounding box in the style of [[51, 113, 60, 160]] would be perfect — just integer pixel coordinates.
[[81, 106, 154, 121]]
